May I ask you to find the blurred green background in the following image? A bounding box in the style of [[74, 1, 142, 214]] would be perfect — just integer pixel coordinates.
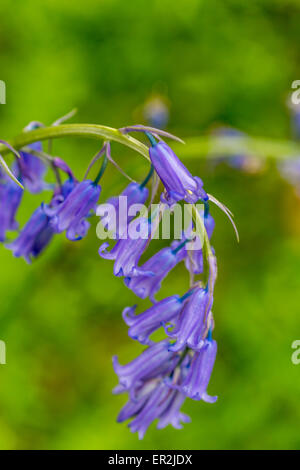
[[0, 0, 300, 450]]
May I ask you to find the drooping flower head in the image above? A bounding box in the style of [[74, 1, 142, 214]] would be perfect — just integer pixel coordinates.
[[167, 338, 218, 403], [166, 287, 211, 352], [113, 340, 179, 397], [6, 205, 54, 263], [51, 179, 101, 241], [97, 181, 149, 239], [147, 134, 208, 206], [17, 122, 48, 193], [124, 240, 186, 301], [44, 176, 77, 216], [99, 216, 153, 277], [6, 176, 78, 262], [122, 294, 186, 345], [118, 380, 190, 440], [0, 174, 23, 242], [114, 341, 192, 439]]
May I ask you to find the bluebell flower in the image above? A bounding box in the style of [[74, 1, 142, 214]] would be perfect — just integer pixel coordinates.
[[147, 137, 208, 205], [166, 287, 211, 352], [44, 177, 77, 217], [99, 217, 153, 277], [113, 340, 178, 397], [18, 142, 47, 193], [122, 295, 186, 345], [156, 387, 190, 431], [168, 339, 217, 403], [118, 380, 190, 439], [124, 242, 186, 301], [6, 178, 78, 262], [114, 326, 217, 437], [116, 348, 191, 439], [51, 179, 101, 241], [117, 379, 160, 427], [16, 122, 48, 193], [30, 223, 54, 259], [98, 182, 149, 238], [0, 175, 23, 242], [6, 205, 54, 263]]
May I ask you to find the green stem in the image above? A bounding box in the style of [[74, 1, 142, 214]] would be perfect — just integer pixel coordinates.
[[140, 164, 154, 188], [94, 154, 108, 184], [0, 124, 149, 160], [145, 132, 157, 147]]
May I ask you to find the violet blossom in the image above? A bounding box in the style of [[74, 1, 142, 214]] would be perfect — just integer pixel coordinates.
[[6, 205, 54, 263], [166, 287, 211, 352], [118, 381, 190, 439], [147, 135, 208, 206], [17, 122, 47, 193], [0, 174, 23, 242], [168, 339, 218, 403], [99, 217, 153, 277], [51, 179, 101, 241], [113, 340, 179, 397], [124, 241, 186, 301], [122, 295, 185, 345], [98, 181, 149, 238]]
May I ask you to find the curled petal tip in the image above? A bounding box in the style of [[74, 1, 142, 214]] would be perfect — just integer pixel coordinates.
[[201, 392, 218, 404]]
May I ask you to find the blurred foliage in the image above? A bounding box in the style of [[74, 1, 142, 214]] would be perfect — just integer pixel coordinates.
[[0, 0, 300, 450]]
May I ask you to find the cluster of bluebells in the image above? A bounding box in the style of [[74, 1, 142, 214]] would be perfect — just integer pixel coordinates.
[[0, 121, 103, 261], [98, 131, 219, 439], [0, 122, 219, 439]]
